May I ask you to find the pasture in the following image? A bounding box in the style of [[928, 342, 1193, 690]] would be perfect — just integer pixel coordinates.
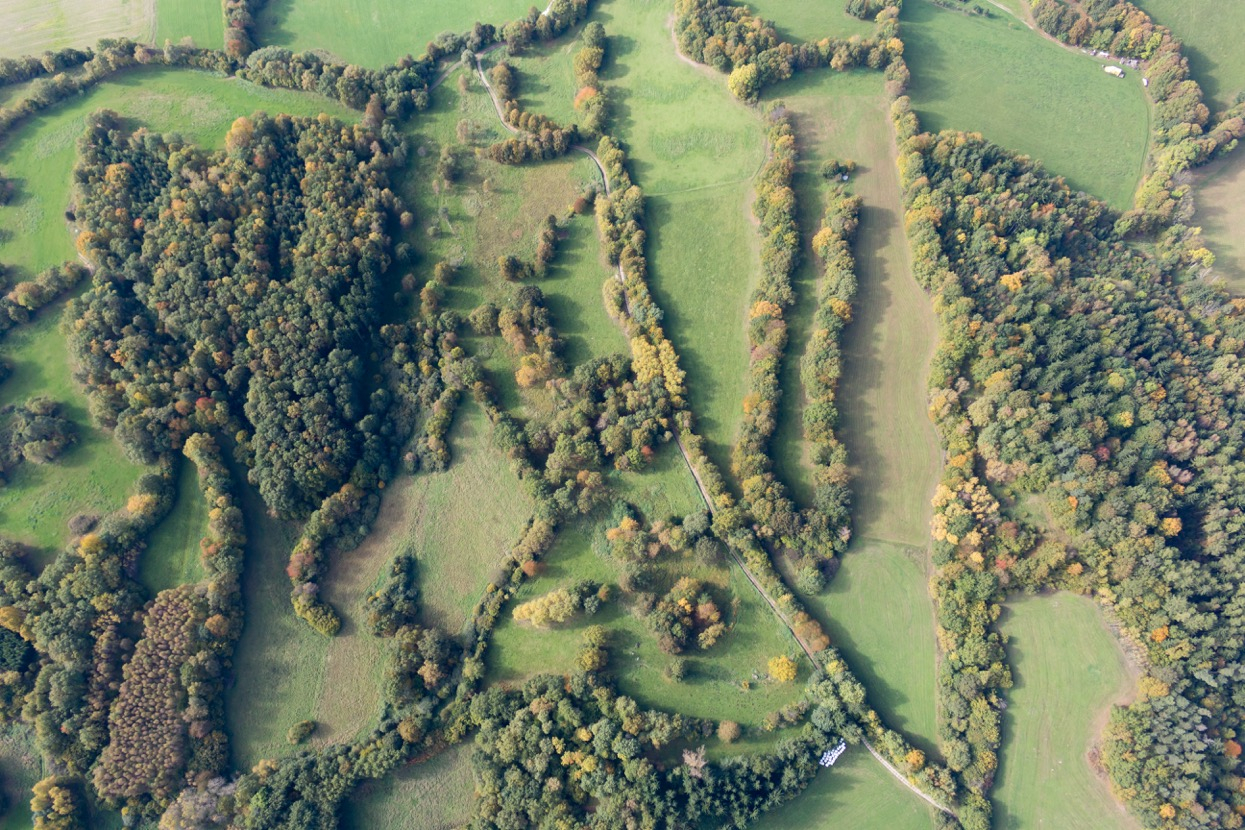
[[258, 0, 533, 68], [752, 749, 936, 830], [1135, 0, 1245, 113], [343, 743, 476, 830], [902, 0, 1150, 210], [1194, 145, 1245, 293], [993, 594, 1138, 830], [139, 457, 209, 595], [0, 0, 152, 59], [745, 0, 876, 43], [0, 724, 40, 830], [764, 70, 941, 542], [488, 520, 808, 731], [154, 0, 223, 48]]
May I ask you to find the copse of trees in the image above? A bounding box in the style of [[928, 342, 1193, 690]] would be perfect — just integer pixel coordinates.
[[0, 47, 93, 87], [223, 0, 265, 57], [1, 397, 76, 470]]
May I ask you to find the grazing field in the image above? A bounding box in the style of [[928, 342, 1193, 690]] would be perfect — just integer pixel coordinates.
[[0, 67, 355, 279], [343, 743, 476, 830], [767, 69, 941, 547], [0, 724, 40, 830], [902, 0, 1150, 209], [154, 0, 223, 48], [811, 541, 939, 750], [489, 522, 807, 731], [0, 0, 153, 59], [0, 303, 144, 565], [226, 476, 329, 769], [745, 0, 876, 42], [258, 0, 533, 68], [752, 749, 935, 830], [1134, 0, 1245, 113], [1194, 148, 1245, 293], [139, 458, 209, 595], [993, 594, 1138, 830]]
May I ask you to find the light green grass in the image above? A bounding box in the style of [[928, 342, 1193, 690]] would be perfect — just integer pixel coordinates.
[[1195, 143, 1245, 293], [993, 594, 1139, 830], [258, 0, 534, 68], [0, 303, 145, 565], [805, 541, 939, 752], [615, 441, 707, 520], [0, 724, 40, 830], [226, 472, 330, 769], [0, 66, 355, 279], [154, 0, 224, 49], [488, 521, 806, 731], [766, 69, 941, 546], [342, 743, 476, 830], [752, 749, 936, 830], [902, 0, 1150, 209], [744, 0, 876, 43], [1134, 0, 1245, 113], [139, 456, 209, 595], [0, 0, 153, 59]]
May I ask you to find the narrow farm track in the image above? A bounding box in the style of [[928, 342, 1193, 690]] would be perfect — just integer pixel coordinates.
[[458, 32, 954, 819]]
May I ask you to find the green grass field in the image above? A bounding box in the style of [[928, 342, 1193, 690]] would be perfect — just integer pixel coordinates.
[[0, 724, 41, 830], [993, 594, 1138, 830], [745, 0, 876, 43], [1194, 147, 1245, 293], [0, 303, 145, 565], [154, 0, 223, 48], [342, 743, 476, 830], [0, 0, 153, 59], [752, 749, 936, 830], [902, 0, 1150, 209], [488, 520, 807, 732], [139, 457, 209, 595], [258, 0, 533, 68], [226, 473, 331, 769], [1134, 0, 1245, 113]]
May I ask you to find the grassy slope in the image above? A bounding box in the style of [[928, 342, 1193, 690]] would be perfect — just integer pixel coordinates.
[[1194, 145, 1245, 293], [258, 0, 533, 68], [745, 0, 875, 42], [488, 523, 807, 732], [155, 0, 224, 49], [342, 743, 476, 830], [1134, 0, 1245, 113], [139, 456, 208, 595], [0, 0, 152, 59], [993, 594, 1139, 830], [752, 748, 936, 830], [902, 0, 1150, 209], [307, 399, 533, 748], [593, 0, 766, 475], [226, 474, 330, 769]]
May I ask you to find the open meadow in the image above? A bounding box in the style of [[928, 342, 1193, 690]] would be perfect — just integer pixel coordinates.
[[154, 0, 223, 48], [745, 0, 875, 42], [1134, 0, 1245, 113], [0, 0, 152, 59], [138, 457, 209, 595], [1194, 144, 1245, 293], [902, 0, 1150, 209], [342, 744, 477, 830], [993, 594, 1139, 830]]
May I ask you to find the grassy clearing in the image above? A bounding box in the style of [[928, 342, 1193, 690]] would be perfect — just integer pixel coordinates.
[[0, 303, 144, 565], [488, 519, 806, 732], [615, 441, 706, 520], [745, 0, 876, 42], [1134, 0, 1245, 113], [139, 457, 208, 595], [258, 0, 533, 68], [0, 66, 355, 279], [753, 749, 936, 830], [1194, 148, 1245, 293], [343, 743, 476, 830], [226, 474, 329, 769], [806, 541, 939, 751], [0, 0, 153, 59], [0, 724, 40, 830], [766, 69, 941, 546], [993, 594, 1138, 830], [154, 0, 223, 49], [902, 0, 1150, 209]]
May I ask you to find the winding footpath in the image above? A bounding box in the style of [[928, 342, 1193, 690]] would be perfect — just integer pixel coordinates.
[[446, 36, 954, 819]]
